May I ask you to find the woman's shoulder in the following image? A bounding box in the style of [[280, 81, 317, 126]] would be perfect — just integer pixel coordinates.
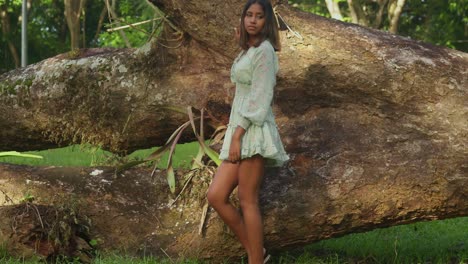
[[249, 40, 276, 60], [257, 39, 275, 52]]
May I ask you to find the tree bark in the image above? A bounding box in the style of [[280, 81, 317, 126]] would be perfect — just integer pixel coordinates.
[[64, 0, 86, 50], [346, 0, 368, 26], [388, 0, 406, 33], [0, 158, 467, 262], [373, 0, 388, 28], [0, 0, 467, 260], [324, 0, 343, 20]]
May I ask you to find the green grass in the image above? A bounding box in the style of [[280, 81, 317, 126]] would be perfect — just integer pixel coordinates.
[[0, 145, 114, 167], [0, 142, 201, 169], [91, 253, 204, 264], [0, 144, 467, 263], [300, 217, 468, 264], [126, 142, 203, 169]]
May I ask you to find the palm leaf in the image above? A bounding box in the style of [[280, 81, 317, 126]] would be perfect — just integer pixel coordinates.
[[210, 127, 227, 146], [0, 151, 43, 159], [164, 120, 190, 193], [187, 107, 221, 166], [166, 165, 176, 194], [191, 145, 205, 170], [116, 119, 196, 173]]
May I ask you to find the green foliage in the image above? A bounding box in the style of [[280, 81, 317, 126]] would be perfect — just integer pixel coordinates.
[[117, 107, 221, 194], [0, 0, 158, 72], [399, 0, 467, 51], [305, 217, 468, 263], [96, 0, 158, 48], [89, 239, 98, 247], [0, 0, 69, 72], [26, 0, 69, 64], [19, 192, 35, 203], [2, 0, 465, 72], [0, 151, 42, 159], [288, 0, 468, 52], [0, 0, 22, 11], [92, 253, 205, 264], [0, 144, 114, 166], [0, 0, 21, 72], [0, 143, 202, 168], [288, 0, 330, 18]]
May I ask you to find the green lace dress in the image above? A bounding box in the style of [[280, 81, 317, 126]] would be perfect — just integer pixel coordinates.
[[219, 40, 290, 167]]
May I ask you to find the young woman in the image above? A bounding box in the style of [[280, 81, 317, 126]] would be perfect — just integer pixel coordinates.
[[207, 0, 289, 263]]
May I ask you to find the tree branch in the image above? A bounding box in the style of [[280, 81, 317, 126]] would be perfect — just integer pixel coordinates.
[[388, 0, 406, 33], [325, 0, 343, 20]]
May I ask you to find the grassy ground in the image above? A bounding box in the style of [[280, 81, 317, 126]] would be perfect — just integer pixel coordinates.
[[296, 216, 468, 263], [0, 144, 467, 263], [0, 143, 200, 169]]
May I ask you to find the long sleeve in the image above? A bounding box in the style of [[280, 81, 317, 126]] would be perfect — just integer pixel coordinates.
[[237, 42, 278, 130]]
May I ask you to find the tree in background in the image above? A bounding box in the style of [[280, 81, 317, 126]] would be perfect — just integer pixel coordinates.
[[96, 0, 158, 48], [289, 0, 407, 32], [0, 0, 25, 70], [1, 0, 72, 72], [289, 0, 467, 52], [400, 0, 467, 51], [64, 0, 86, 50], [0, 0, 466, 73], [0, 0, 157, 73]]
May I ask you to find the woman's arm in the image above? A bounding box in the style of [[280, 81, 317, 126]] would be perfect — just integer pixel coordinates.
[[237, 42, 278, 130], [228, 126, 246, 162]]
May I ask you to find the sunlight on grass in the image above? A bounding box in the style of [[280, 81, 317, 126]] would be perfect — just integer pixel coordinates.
[[126, 141, 202, 169], [0, 142, 201, 169], [303, 217, 468, 263], [0, 144, 114, 167]]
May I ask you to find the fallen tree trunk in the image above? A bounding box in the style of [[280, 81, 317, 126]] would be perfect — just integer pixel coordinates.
[[0, 0, 467, 261], [0, 2, 466, 154], [0, 161, 466, 261], [0, 43, 231, 153]]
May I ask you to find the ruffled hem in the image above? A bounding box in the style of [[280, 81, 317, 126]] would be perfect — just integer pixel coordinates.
[[219, 148, 289, 167], [219, 121, 290, 167]]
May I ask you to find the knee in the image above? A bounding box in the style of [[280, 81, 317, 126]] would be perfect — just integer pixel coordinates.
[[207, 188, 222, 209], [237, 190, 259, 210]]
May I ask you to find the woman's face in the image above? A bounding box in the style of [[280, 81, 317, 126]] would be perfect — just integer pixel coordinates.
[[244, 3, 265, 38]]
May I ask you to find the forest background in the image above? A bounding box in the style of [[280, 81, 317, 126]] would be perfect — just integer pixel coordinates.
[[0, 0, 467, 73]]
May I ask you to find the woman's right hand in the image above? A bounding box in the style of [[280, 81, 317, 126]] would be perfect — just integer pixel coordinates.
[[228, 126, 245, 163], [228, 136, 241, 163], [234, 27, 240, 41]]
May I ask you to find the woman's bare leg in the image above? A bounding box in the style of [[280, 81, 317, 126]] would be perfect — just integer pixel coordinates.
[[238, 155, 265, 264], [207, 161, 250, 254]]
